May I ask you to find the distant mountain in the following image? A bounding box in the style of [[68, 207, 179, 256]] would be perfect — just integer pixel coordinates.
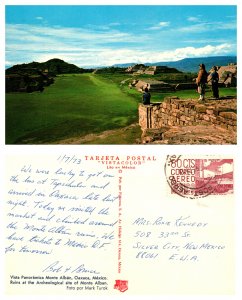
[[112, 62, 137, 68], [114, 56, 237, 73], [6, 58, 85, 75], [6, 56, 237, 75]]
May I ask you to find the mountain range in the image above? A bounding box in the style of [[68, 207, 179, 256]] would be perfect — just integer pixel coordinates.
[[6, 56, 237, 74], [113, 56, 237, 73]]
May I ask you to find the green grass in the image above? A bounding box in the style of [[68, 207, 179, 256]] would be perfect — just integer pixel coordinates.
[[150, 87, 237, 102], [136, 72, 196, 83], [5, 72, 237, 144], [5, 74, 139, 144]]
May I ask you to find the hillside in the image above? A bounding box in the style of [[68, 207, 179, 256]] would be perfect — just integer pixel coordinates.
[[6, 58, 85, 76]]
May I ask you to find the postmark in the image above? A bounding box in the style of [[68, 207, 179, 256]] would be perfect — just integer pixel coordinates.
[[164, 155, 234, 199]]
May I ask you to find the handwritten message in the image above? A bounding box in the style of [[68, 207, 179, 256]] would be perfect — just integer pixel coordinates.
[[5, 154, 118, 274]]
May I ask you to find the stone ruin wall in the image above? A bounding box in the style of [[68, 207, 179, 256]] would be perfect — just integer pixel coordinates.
[[139, 96, 237, 132]]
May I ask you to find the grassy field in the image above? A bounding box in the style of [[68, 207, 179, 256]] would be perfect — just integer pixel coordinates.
[[150, 86, 237, 102], [5, 73, 237, 144], [6, 74, 139, 144]]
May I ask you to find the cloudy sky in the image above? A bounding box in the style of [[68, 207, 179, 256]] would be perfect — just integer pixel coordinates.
[[5, 5, 237, 68]]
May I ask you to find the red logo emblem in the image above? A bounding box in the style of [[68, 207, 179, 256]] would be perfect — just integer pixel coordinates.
[[114, 280, 128, 292]]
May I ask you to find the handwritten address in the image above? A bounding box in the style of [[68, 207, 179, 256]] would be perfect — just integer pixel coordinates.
[[131, 216, 226, 262]]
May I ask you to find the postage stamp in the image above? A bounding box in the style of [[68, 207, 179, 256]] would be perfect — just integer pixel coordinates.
[[164, 155, 234, 199]]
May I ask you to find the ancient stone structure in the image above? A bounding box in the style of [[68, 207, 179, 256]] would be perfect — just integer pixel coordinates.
[[131, 79, 173, 92], [131, 79, 197, 92], [143, 66, 180, 75], [207, 64, 237, 87], [125, 64, 146, 74], [125, 64, 180, 75], [5, 69, 54, 93], [139, 96, 237, 144]]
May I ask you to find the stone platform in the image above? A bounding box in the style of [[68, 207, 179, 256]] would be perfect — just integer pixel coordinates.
[[139, 96, 237, 144]]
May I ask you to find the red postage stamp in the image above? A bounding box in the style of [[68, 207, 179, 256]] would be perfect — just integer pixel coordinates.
[[164, 155, 234, 199]]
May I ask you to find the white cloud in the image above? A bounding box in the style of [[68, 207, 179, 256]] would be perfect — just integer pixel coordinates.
[[35, 16, 44, 20], [159, 21, 170, 27], [183, 38, 230, 44], [13, 43, 233, 68], [5, 22, 236, 68], [178, 21, 236, 33], [187, 17, 200, 22], [105, 44, 234, 66], [6, 23, 140, 46], [149, 21, 170, 30]]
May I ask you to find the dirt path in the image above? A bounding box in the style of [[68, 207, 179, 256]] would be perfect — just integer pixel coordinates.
[[52, 123, 141, 144]]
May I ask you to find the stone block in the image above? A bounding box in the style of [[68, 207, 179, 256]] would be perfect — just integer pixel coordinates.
[[188, 104, 196, 110], [220, 123, 228, 129], [216, 106, 234, 113], [227, 119, 237, 126], [164, 97, 172, 104], [195, 105, 207, 113], [206, 109, 214, 115], [203, 115, 210, 121], [227, 125, 234, 131], [184, 108, 190, 115], [217, 116, 225, 123], [219, 112, 237, 120], [209, 116, 217, 123]]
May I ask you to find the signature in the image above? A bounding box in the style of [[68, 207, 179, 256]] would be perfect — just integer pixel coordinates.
[[42, 260, 100, 274]]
